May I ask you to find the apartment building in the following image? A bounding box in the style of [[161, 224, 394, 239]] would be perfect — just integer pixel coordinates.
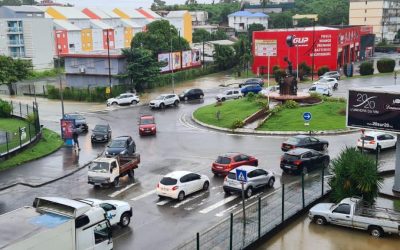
[[0, 6, 54, 70], [166, 11, 193, 43], [349, 0, 400, 41], [228, 11, 268, 32]]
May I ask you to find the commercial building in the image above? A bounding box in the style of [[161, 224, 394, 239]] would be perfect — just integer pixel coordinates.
[[252, 26, 375, 75], [0, 6, 54, 70], [228, 11, 268, 31], [349, 0, 400, 41], [165, 11, 193, 43]]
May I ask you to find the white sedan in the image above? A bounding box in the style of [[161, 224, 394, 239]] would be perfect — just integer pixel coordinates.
[[77, 198, 132, 227], [149, 94, 180, 109], [156, 171, 210, 201], [313, 77, 338, 89], [357, 131, 397, 152], [106, 93, 140, 106]]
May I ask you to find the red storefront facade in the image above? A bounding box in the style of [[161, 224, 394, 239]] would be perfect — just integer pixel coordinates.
[[252, 26, 370, 75]]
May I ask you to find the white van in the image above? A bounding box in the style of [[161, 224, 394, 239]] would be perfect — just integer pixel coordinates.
[[307, 84, 332, 96]]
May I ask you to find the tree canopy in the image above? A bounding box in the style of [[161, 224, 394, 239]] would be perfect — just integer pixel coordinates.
[[192, 28, 228, 43], [0, 55, 32, 95], [131, 20, 190, 55], [213, 44, 236, 70], [0, 0, 36, 6]]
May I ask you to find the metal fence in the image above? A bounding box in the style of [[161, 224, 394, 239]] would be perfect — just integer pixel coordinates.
[[177, 170, 329, 250], [0, 101, 41, 157]]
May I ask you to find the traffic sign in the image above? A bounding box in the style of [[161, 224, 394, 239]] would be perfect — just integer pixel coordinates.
[[303, 112, 312, 121], [236, 169, 247, 183]]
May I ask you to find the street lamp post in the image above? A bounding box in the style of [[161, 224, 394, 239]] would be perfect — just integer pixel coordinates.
[[55, 32, 65, 117], [311, 19, 316, 81], [170, 28, 175, 93], [106, 29, 112, 93]]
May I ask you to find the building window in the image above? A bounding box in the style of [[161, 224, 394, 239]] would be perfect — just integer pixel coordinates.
[[69, 44, 75, 49], [57, 33, 61, 38], [364, 17, 367, 22], [365, 9, 367, 13], [365, 1, 367, 4]]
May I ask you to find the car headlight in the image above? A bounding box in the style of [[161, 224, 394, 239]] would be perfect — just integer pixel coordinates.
[[105, 151, 109, 155], [103, 135, 107, 138], [140, 128, 144, 131], [151, 127, 155, 130], [120, 150, 127, 155]]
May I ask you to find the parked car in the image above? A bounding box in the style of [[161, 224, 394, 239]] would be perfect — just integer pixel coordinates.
[[106, 93, 140, 106], [281, 135, 329, 152], [357, 131, 397, 152], [91, 124, 112, 143], [156, 171, 210, 201], [260, 85, 280, 95], [149, 94, 180, 109], [212, 153, 258, 176], [240, 84, 262, 96], [320, 71, 340, 80], [76, 198, 132, 227], [105, 136, 136, 157], [63, 113, 88, 132], [223, 166, 275, 198], [306, 84, 332, 96], [239, 78, 264, 88], [216, 89, 242, 101], [139, 115, 156, 136], [280, 148, 330, 175], [179, 88, 204, 101], [314, 77, 338, 90], [309, 197, 400, 238]]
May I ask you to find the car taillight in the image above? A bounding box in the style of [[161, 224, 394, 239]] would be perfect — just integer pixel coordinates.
[[172, 186, 179, 191], [225, 164, 231, 169], [293, 160, 302, 165], [280, 156, 284, 161], [157, 183, 159, 188], [369, 140, 375, 144], [224, 176, 227, 181]]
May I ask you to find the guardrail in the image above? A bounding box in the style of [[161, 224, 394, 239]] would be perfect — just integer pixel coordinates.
[[176, 169, 329, 250], [0, 101, 41, 158]]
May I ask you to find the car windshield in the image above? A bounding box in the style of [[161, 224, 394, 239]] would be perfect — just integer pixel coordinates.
[[66, 114, 84, 120], [140, 118, 154, 125], [89, 162, 109, 173], [109, 140, 126, 148], [182, 89, 190, 94], [160, 177, 177, 185], [227, 172, 236, 180], [94, 125, 108, 133], [216, 156, 231, 164], [155, 96, 165, 100], [287, 137, 301, 144], [361, 136, 374, 141], [284, 153, 300, 161]]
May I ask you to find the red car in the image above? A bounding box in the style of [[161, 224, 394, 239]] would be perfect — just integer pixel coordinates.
[[139, 115, 156, 136], [212, 153, 258, 176]]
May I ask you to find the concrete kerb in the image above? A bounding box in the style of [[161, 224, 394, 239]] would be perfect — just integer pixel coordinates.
[[191, 112, 358, 136]]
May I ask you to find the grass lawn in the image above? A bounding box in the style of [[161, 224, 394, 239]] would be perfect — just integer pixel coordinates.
[[0, 128, 63, 171], [0, 118, 28, 132], [258, 101, 346, 131], [193, 99, 262, 129]]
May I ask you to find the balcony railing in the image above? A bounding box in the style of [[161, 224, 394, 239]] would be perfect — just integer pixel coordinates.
[[8, 40, 24, 46], [7, 27, 23, 33], [9, 51, 26, 58]]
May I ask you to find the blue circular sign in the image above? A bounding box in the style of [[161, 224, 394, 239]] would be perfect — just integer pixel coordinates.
[[303, 112, 312, 121]]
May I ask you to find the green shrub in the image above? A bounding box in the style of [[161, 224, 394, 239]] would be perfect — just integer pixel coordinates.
[[377, 58, 395, 73], [270, 105, 284, 115], [317, 66, 329, 76], [283, 100, 299, 109], [26, 113, 37, 124], [231, 119, 244, 129], [273, 68, 286, 83], [246, 92, 256, 102], [0, 99, 12, 118], [359, 61, 374, 75], [256, 100, 269, 110], [299, 62, 311, 80], [337, 107, 346, 116], [255, 93, 265, 100], [309, 92, 322, 99]]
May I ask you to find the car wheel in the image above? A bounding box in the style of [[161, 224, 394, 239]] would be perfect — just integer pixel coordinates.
[[131, 100, 138, 105], [254, 160, 258, 167], [221, 97, 226, 102], [113, 177, 120, 187], [200, 95, 204, 99], [178, 191, 185, 201], [245, 187, 253, 198], [369, 226, 384, 238], [112, 102, 117, 106], [203, 181, 209, 191], [267, 178, 275, 188], [119, 212, 131, 227], [303, 167, 308, 175], [160, 103, 165, 109], [128, 169, 134, 178], [224, 188, 231, 195], [174, 100, 179, 106], [314, 216, 327, 225], [322, 144, 328, 151], [184, 96, 188, 101]]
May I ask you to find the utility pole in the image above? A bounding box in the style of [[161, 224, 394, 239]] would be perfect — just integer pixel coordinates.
[[56, 32, 64, 117], [170, 28, 175, 93], [107, 29, 112, 94], [311, 19, 316, 81], [179, 29, 182, 70]]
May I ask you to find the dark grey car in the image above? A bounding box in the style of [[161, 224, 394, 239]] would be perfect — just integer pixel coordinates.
[[105, 136, 136, 157], [91, 124, 112, 143], [64, 113, 88, 132]]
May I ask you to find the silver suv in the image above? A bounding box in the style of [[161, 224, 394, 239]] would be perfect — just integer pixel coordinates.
[[223, 165, 275, 198]]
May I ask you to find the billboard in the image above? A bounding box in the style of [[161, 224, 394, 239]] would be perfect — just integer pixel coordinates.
[[182, 50, 192, 68], [60, 119, 75, 139], [172, 52, 181, 70], [191, 49, 201, 66], [347, 89, 400, 133], [158, 53, 171, 73], [254, 39, 277, 57], [158, 50, 201, 72]]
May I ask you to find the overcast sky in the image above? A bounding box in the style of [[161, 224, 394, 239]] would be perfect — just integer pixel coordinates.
[[56, 0, 214, 8]]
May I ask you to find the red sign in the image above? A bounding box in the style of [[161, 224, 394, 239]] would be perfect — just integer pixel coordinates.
[[60, 119, 75, 139]]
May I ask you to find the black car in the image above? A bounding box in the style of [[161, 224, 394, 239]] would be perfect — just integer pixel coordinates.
[[280, 148, 330, 175], [105, 136, 136, 157], [239, 78, 264, 88], [64, 113, 88, 132], [91, 124, 112, 143], [179, 88, 204, 101], [281, 135, 329, 152]]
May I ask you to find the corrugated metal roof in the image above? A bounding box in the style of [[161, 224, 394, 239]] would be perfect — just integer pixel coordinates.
[[86, 7, 120, 19], [120, 19, 142, 29], [5, 5, 44, 13], [53, 19, 81, 31], [51, 6, 89, 19], [138, 8, 161, 19], [228, 11, 268, 18], [97, 7, 122, 19], [166, 10, 188, 18], [90, 19, 112, 30]]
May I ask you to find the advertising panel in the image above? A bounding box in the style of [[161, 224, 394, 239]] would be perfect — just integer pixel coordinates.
[[60, 119, 75, 139], [254, 39, 277, 57], [172, 52, 181, 70], [182, 50, 192, 68], [192, 49, 201, 66], [347, 89, 400, 133], [158, 53, 171, 72]]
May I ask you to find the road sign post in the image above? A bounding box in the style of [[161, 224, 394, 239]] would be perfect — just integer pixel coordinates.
[[303, 112, 312, 126], [236, 169, 247, 228]]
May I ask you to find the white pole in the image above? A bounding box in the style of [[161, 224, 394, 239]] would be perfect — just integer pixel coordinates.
[[267, 55, 270, 105], [296, 45, 299, 81]]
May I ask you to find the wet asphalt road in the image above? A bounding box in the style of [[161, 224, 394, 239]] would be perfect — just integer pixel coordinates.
[[0, 73, 398, 249]]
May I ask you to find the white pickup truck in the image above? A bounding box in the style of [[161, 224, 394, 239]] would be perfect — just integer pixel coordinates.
[[309, 197, 400, 237]]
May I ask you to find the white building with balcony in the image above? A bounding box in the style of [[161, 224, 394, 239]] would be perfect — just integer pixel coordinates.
[[228, 11, 268, 32]]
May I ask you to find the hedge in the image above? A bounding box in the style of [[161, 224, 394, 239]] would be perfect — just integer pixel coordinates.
[[0, 99, 12, 118], [359, 61, 374, 76], [317, 66, 329, 76], [377, 58, 395, 73]]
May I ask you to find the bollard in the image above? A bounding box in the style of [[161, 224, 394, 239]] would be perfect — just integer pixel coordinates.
[[28, 124, 31, 142], [26, 104, 29, 118], [281, 184, 285, 223], [376, 143, 379, 169], [19, 102, 22, 117], [196, 232, 200, 250], [10, 101, 13, 115], [229, 213, 233, 250], [258, 196, 261, 239], [321, 167, 325, 196], [302, 173, 305, 208]]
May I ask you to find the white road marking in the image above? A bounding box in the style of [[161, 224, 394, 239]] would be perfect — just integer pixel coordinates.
[[108, 183, 138, 198], [199, 195, 238, 214], [156, 199, 173, 206], [172, 192, 207, 208], [131, 190, 156, 201]]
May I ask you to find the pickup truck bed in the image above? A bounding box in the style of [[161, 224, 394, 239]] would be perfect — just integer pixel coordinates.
[[118, 154, 140, 176]]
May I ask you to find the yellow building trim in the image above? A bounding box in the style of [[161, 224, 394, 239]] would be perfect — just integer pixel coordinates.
[[183, 12, 192, 43], [124, 27, 133, 47], [113, 8, 130, 19], [46, 7, 67, 20], [81, 29, 93, 51]]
